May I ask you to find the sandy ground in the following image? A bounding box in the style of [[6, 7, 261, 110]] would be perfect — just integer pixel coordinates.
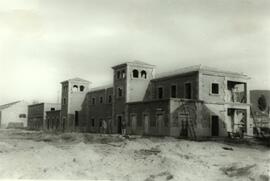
[[0, 129, 269, 181]]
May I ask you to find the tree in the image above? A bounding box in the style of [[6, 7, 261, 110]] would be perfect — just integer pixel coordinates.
[[258, 95, 267, 111]]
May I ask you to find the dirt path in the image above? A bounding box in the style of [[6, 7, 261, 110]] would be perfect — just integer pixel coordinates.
[[0, 129, 269, 181]]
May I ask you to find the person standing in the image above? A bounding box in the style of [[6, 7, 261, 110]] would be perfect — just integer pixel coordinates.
[[99, 120, 103, 133], [121, 120, 126, 136], [102, 119, 107, 134], [239, 117, 245, 139], [107, 119, 112, 134], [232, 87, 238, 102]]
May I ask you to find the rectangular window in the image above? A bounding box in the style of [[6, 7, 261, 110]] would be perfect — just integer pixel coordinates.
[[92, 98, 96, 105], [99, 96, 103, 104], [158, 87, 163, 99], [211, 83, 219, 94], [19, 114, 26, 118], [63, 98, 66, 105], [51, 108, 55, 111], [184, 83, 192, 99], [171, 85, 177, 98], [118, 88, 123, 97]]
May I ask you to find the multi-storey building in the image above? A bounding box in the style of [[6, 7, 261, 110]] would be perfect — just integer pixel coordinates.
[[58, 61, 252, 137]]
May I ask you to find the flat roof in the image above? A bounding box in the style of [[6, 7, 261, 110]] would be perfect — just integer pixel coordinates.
[[153, 65, 248, 81], [61, 77, 91, 84]]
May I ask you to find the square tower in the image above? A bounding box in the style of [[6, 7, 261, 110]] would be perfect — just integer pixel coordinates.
[[112, 61, 155, 133], [60, 78, 91, 131]]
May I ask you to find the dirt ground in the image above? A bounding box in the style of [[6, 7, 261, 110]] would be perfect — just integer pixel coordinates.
[[0, 129, 269, 181]]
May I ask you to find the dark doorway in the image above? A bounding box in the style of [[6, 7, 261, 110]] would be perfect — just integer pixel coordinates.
[[212, 116, 219, 136], [117, 116, 122, 134], [180, 117, 188, 137], [62, 118, 66, 131], [75, 111, 79, 127], [158, 87, 163, 99], [171, 85, 177, 98]]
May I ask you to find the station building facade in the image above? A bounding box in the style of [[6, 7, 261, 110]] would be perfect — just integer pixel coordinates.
[[52, 61, 252, 138]]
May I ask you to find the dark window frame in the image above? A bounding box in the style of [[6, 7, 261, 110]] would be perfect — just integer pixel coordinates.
[[72, 85, 78, 92], [133, 69, 139, 78], [117, 87, 123, 98], [211, 83, 220, 95], [19, 114, 27, 118], [108, 95, 112, 103], [141, 70, 147, 79], [92, 97, 96, 105], [99, 96, 103, 104], [80, 85, 85, 92], [117, 71, 121, 79]]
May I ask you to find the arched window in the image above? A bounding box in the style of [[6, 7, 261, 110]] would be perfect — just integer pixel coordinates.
[[80, 85, 85, 92], [118, 87, 123, 97], [133, 69, 139, 78], [72, 85, 78, 92], [121, 70, 126, 79], [63, 98, 66, 105], [117, 71, 121, 79], [141, 70, 147, 79]]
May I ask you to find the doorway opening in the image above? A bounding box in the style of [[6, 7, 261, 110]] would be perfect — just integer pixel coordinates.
[[211, 115, 219, 136], [185, 83, 192, 99], [75, 111, 79, 127], [117, 115, 122, 134]]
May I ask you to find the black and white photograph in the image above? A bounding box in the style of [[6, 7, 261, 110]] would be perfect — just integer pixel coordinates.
[[0, 0, 269, 180]]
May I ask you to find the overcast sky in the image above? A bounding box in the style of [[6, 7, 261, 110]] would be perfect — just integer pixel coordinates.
[[0, 0, 269, 105]]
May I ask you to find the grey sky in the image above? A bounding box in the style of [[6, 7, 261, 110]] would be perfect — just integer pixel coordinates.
[[0, 0, 269, 105]]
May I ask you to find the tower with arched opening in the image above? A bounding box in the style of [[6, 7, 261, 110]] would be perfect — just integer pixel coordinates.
[[111, 61, 156, 133], [60, 78, 91, 131]]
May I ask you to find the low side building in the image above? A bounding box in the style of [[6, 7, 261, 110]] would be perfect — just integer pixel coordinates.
[[45, 110, 61, 131], [0, 101, 28, 128], [28, 103, 61, 130]]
